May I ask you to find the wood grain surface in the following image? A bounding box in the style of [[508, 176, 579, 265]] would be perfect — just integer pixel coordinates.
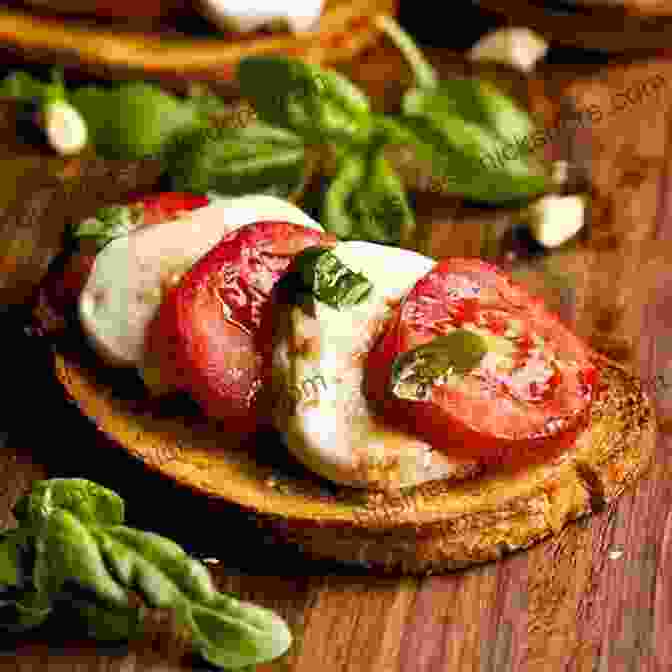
[[2, 42, 672, 671]]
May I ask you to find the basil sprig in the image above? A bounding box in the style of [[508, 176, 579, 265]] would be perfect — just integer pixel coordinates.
[[0, 479, 291, 670], [376, 14, 549, 204], [390, 329, 488, 400], [288, 246, 373, 309], [168, 122, 309, 199], [72, 204, 144, 249], [0, 18, 551, 243]]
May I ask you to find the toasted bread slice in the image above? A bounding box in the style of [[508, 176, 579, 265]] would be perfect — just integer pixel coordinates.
[[0, 0, 396, 87], [38, 273, 655, 573]]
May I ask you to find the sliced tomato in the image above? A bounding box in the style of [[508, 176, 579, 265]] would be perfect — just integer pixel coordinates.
[[365, 258, 599, 468], [130, 192, 210, 227], [147, 221, 336, 436]]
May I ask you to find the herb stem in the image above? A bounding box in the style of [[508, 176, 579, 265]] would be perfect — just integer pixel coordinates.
[[375, 15, 438, 90]]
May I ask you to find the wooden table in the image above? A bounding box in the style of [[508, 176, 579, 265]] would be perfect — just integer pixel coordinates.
[[2, 39, 672, 672]]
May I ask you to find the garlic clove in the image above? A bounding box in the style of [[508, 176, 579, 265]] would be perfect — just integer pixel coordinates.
[[468, 27, 549, 74], [526, 194, 586, 248]]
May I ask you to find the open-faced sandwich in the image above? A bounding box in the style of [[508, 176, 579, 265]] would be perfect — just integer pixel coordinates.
[[33, 192, 656, 574]]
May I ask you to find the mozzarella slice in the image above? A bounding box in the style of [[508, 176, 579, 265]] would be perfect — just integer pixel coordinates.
[[199, 0, 324, 34], [79, 195, 322, 368], [271, 241, 480, 490]]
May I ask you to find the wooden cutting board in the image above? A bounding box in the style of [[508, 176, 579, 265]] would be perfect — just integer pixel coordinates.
[[2, 43, 672, 671]]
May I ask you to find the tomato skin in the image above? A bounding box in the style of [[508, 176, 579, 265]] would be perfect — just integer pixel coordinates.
[[130, 192, 210, 226], [365, 258, 599, 469], [147, 221, 336, 436]]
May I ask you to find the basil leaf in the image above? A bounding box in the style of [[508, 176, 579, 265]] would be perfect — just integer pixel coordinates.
[[403, 78, 534, 146], [73, 205, 143, 249], [4, 479, 292, 669], [324, 148, 413, 244], [70, 598, 145, 642], [0, 532, 22, 588], [0, 589, 52, 632], [352, 150, 414, 245], [13, 478, 125, 529], [390, 330, 488, 400], [292, 246, 373, 309], [189, 596, 292, 670], [168, 123, 308, 198], [71, 81, 201, 160], [0, 71, 46, 100], [237, 56, 371, 144], [0, 68, 66, 104], [399, 115, 549, 203]]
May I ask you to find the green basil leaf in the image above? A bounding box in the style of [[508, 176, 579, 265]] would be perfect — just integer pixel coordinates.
[[70, 598, 145, 642], [3, 478, 292, 669], [0, 589, 52, 632], [390, 329, 488, 400], [292, 246, 373, 309], [101, 527, 216, 604], [33, 510, 128, 606], [237, 56, 371, 144], [190, 595, 292, 670], [0, 71, 48, 101], [352, 150, 414, 245], [168, 123, 308, 198], [71, 81, 201, 160], [73, 204, 143, 249], [13, 478, 125, 529], [324, 152, 366, 239], [399, 115, 549, 203], [0, 531, 22, 588], [0, 68, 66, 104], [403, 78, 534, 146], [324, 148, 413, 244]]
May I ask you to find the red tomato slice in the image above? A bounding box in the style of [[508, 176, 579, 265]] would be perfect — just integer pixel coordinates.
[[147, 221, 336, 436], [131, 192, 210, 227], [365, 258, 599, 468]]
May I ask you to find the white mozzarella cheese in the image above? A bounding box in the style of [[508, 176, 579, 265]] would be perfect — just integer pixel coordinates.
[[199, 0, 324, 34], [78, 195, 322, 368], [271, 241, 480, 490]]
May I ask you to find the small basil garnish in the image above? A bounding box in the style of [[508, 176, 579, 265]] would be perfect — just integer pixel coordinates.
[[72, 204, 143, 249], [390, 329, 488, 400], [289, 246, 373, 310]]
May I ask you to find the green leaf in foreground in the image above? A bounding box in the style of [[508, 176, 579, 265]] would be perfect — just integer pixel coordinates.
[[168, 123, 308, 198], [72, 204, 144, 249], [390, 329, 488, 400], [2, 478, 292, 670], [291, 246, 373, 309]]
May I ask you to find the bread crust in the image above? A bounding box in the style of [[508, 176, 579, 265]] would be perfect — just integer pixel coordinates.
[[0, 0, 396, 86], [43, 294, 655, 573]]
